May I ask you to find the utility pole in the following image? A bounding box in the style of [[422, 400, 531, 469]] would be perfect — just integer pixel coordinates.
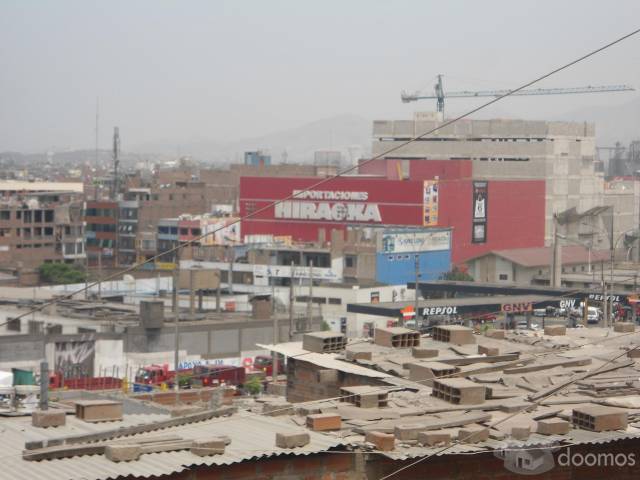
[[189, 269, 195, 317], [306, 260, 313, 332], [39, 361, 48, 411], [271, 271, 278, 381], [412, 254, 420, 328], [289, 261, 294, 340], [97, 250, 102, 300], [634, 274, 638, 324], [551, 215, 562, 288], [227, 246, 234, 295], [95, 97, 99, 166], [111, 127, 120, 201], [610, 216, 615, 324], [173, 249, 180, 396], [601, 260, 608, 328]]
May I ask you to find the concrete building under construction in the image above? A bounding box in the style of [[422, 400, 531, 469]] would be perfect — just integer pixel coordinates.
[[370, 116, 640, 257]]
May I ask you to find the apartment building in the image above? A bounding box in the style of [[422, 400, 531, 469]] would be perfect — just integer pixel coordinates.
[[0, 188, 85, 270]]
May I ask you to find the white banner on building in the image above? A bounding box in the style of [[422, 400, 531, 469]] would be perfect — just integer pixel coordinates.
[[381, 230, 450, 254]]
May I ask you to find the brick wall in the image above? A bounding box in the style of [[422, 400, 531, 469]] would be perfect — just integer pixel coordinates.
[[137, 439, 640, 479], [286, 358, 387, 403], [165, 451, 357, 480]]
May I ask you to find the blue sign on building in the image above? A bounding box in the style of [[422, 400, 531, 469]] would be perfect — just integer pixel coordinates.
[[376, 228, 451, 285]]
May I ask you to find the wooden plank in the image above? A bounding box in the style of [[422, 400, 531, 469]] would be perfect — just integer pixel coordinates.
[[354, 411, 491, 434], [528, 360, 635, 402], [504, 357, 592, 375], [435, 353, 520, 366], [24, 406, 236, 451]]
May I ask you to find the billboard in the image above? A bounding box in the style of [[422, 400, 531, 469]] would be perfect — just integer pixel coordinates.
[[423, 180, 439, 226], [472, 181, 488, 243], [201, 217, 241, 246], [381, 230, 450, 254], [240, 177, 424, 242]]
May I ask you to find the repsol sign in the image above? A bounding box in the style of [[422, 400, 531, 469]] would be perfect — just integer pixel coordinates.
[[274, 201, 382, 222], [588, 293, 622, 303], [422, 306, 457, 316]]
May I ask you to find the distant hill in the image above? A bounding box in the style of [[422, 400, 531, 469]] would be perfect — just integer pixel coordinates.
[[131, 114, 372, 165], [558, 96, 640, 146]]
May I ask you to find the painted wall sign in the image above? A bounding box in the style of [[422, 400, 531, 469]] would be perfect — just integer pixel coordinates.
[[274, 200, 382, 223], [423, 180, 439, 226], [472, 181, 488, 244]]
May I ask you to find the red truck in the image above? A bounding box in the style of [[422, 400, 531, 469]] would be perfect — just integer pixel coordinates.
[[251, 354, 285, 377], [49, 372, 122, 390], [134, 364, 192, 388], [190, 364, 246, 388], [134, 363, 246, 389]]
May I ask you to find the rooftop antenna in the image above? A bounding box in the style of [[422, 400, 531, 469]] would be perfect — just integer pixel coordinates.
[[111, 127, 120, 200]]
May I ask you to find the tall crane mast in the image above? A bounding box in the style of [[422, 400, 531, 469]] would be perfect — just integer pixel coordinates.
[[401, 74, 635, 115]]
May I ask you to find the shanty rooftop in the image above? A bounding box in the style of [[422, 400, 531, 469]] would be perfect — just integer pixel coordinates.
[[5, 323, 640, 480]]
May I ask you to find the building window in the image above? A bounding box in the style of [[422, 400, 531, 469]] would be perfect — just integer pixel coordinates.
[[499, 274, 508, 281], [0, 211, 9, 220], [328, 298, 342, 305], [538, 269, 543, 275], [345, 255, 357, 268], [572, 266, 576, 273]]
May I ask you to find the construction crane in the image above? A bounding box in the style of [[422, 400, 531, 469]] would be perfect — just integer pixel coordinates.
[[401, 74, 635, 115]]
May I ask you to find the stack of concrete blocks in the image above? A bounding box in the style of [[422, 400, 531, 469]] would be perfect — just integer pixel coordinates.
[[431, 378, 486, 405], [537, 418, 571, 435], [365, 431, 395, 451], [412, 347, 438, 358], [614, 322, 635, 333], [340, 386, 388, 408], [572, 405, 628, 432], [275, 431, 310, 448], [485, 329, 506, 339], [345, 348, 373, 361], [302, 332, 347, 353], [306, 413, 341, 431], [374, 327, 420, 348], [544, 325, 566, 336], [75, 400, 123, 423], [408, 361, 459, 382], [432, 325, 475, 345], [32, 410, 66, 428], [478, 345, 499, 356]]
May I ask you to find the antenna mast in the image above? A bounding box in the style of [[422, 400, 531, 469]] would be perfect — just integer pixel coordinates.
[[111, 127, 120, 200]]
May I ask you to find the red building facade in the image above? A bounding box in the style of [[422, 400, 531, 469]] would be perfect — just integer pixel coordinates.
[[240, 159, 545, 263]]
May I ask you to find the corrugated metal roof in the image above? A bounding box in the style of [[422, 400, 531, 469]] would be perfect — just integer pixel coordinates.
[[0, 411, 347, 480], [257, 342, 391, 379]]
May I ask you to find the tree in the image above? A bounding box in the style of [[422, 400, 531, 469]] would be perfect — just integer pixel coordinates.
[[245, 375, 263, 396], [439, 265, 474, 282], [38, 263, 86, 285]]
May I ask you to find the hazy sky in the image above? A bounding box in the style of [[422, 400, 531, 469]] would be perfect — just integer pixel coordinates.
[[1, 1, 639, 153]]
